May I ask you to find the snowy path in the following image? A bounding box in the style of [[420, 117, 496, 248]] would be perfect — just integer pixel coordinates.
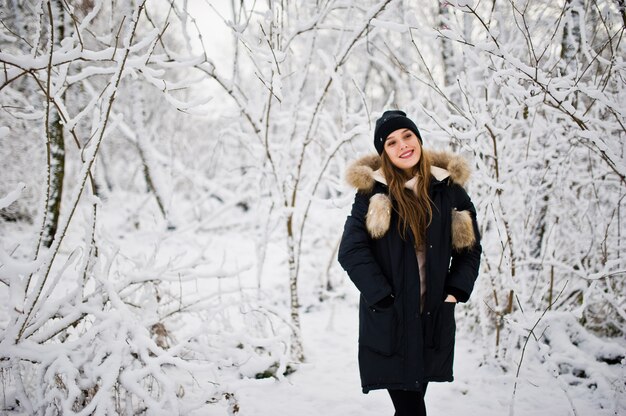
[[231, 301, 391, 416], [226, 301, 622, 416]]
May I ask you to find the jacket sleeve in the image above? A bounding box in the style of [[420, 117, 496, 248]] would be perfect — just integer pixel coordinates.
[[446, 185, 482, 303], [338, 191, 393, 306]]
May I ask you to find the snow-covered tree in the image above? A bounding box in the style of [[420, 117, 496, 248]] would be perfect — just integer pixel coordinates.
[[0, 1, 292, 413]]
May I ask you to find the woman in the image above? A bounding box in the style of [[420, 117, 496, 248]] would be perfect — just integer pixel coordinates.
[[338, 110, 482, 416]]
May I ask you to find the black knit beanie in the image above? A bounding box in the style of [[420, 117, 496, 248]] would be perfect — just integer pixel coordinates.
[[373, 110, 422, 155]]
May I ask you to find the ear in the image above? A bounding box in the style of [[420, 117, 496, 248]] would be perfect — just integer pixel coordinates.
[[366, 194, 392, 239], [451, 209, 476, 250]]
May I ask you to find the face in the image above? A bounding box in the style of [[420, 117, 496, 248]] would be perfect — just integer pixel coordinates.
[[383, 128, 422, 175]]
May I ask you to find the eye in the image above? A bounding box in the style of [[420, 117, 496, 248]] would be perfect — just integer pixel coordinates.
[[386, 140, 396, 147]]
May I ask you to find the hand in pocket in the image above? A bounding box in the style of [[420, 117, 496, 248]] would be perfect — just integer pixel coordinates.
[[444, 294, 457, 303]]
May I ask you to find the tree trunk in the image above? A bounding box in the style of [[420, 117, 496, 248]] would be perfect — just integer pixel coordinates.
[[133, 89, 167, 220], [40, 0, 66, 250], [42, 110, 65, 248], [286, 213, 305, 362], [439, 2, 456, 90], [561, 0, 582, 72]]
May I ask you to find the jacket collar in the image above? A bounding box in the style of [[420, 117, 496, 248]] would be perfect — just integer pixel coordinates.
[[371, 165, 451, 187]]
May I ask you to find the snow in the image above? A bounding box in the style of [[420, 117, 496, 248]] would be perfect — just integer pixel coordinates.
[[222, 300, 390, 416], [370, 18, 409, 33], [217, 299, 625, 416], [0, 125, 9, 139], [0, 182, 25, 210], [451, 1, 478, 7]]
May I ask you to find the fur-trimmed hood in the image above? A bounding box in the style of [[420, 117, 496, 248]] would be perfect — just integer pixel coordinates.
[[345, 149, 471, 193], [344, 149, 476, 250]]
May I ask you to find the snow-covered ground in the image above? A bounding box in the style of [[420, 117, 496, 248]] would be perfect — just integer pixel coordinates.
[[207, 296, 625, 416]]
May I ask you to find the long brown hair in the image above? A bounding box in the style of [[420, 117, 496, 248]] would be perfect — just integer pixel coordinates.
[[380, 146, 433, 245]]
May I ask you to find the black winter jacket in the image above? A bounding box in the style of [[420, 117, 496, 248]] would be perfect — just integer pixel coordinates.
[[338, 150, 482, 393]]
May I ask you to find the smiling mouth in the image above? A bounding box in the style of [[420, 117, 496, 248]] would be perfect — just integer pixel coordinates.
[[399, 149, 414, 159]]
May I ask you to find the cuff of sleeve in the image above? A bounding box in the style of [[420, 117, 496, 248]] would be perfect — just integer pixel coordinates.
[[374, 294, 395, 309], [446, 286, 469, 303], [369, 289, 393, 307]]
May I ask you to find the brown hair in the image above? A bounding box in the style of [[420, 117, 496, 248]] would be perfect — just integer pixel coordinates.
[[380, 146, 433, 245]]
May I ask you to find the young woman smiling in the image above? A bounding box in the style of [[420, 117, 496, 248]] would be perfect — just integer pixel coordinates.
[[338, 110, 482, 416]]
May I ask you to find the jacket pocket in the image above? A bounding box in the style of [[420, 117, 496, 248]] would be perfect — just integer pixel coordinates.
[[437, 301, 456, 349], [423, 301, 456, 380], [359, 304, 398, 356]]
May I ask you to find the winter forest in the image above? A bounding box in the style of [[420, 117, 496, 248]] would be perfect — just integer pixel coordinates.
[[0, 0, 624, 414]]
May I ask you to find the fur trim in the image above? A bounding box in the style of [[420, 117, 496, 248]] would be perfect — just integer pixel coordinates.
[[345, 149, 471, 191], [427, 150, 471, 186], [346, 149, 475, 243], [345, 154, 381, 193], [366, 194, 391, 239], [451, 210, 476, 250]]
